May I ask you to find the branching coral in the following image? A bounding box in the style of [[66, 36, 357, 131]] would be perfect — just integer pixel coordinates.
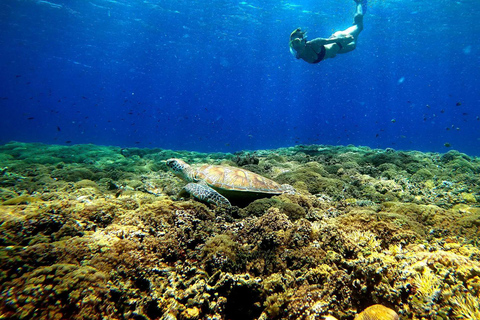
[[346, 229, 382, 253], [451, 292, 480, 319], [412, 268, 441, 304]]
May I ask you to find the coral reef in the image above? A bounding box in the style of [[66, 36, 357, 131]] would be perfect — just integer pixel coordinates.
[[1, 142, 480, 319]]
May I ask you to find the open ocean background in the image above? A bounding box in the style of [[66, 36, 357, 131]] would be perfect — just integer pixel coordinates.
[[1, 0, 479, 155]]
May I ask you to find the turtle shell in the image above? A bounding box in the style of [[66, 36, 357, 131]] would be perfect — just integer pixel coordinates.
[[195, 164, 284, 194]]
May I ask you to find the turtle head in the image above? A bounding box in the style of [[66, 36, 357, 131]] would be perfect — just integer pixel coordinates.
[[166, 158, 195, 182]]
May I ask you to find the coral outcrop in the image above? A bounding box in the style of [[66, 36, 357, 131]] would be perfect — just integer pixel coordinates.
[[1, 142, 479, 319]]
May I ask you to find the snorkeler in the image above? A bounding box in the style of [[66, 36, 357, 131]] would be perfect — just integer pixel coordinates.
[[289, 0, 366, 64]]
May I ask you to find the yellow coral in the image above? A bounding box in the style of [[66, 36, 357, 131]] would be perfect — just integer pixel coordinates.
[[461, 192, 477, 203], [451, 292, 480, 319], [348, 230, 382, 252], [354, 304, 399, 320], [412, 268, 441, 303], [424, 179, 435, 189], [181, 307, 200, 320], [310, 221, 326, 239], [386, 244, 403, 256]]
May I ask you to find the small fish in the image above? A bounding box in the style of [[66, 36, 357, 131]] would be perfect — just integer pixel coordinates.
[[57, 126, 61, 131], [27, 117, 35, 120], [391, 119, 396, 123], [456, 102, 461, 106], [444, 143, 451, 147], [65, 140, 72, 143]]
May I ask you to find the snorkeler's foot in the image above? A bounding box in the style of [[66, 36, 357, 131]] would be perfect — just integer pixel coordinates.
[[354, 0, 367, 14]]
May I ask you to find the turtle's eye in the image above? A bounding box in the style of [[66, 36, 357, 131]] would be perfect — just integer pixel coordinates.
[[166, 159, 177, 170]]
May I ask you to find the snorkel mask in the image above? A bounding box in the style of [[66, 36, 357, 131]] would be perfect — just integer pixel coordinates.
[[289, 28, 307, 58]]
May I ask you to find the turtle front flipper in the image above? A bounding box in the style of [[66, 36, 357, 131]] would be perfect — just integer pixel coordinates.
[[184, 183, 231, 207]]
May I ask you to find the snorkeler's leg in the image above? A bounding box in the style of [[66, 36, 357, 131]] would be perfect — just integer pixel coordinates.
[[330, 3, 363, 53], [353, 2, 364, 31], [346, 1, 364, 42], [327, 0, 365, 54]]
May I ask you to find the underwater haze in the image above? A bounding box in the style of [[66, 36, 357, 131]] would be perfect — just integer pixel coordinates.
[[1, 0, 479, 155]]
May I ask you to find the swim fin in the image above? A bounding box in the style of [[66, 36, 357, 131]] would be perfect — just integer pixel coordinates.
[[361, 0, 367, 14], [355, 0, 367, 13]]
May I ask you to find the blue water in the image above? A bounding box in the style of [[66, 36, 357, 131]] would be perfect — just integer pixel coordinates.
[[1, 0, 479, 154]]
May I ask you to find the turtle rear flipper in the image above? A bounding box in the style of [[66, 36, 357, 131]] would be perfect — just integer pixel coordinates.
[[184, 183, 231, 207]]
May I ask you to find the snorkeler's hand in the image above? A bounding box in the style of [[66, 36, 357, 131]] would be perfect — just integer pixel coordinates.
[[290, 28, 306, 41]]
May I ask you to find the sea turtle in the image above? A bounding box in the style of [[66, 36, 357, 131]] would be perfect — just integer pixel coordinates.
[[166, 158, 295, 207]]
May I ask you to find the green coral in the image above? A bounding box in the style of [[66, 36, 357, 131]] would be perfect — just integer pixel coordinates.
[[2, 195, 41, 205]]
